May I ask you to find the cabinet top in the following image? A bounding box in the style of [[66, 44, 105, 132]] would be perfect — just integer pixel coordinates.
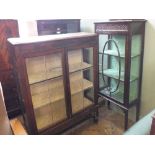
[[37, 19, 80, 22], [8, 32, 97, 45], [94, 19, 146, 24]]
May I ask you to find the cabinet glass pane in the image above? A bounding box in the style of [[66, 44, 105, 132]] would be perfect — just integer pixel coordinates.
[[129, 35, 142, 102], [99, 34, 142, 103], [68, 48, 94, 114], [26, 53, 62, 84], [99, 35, 126, 104], [25, 53, 67, 131], [99, 35, 108, 52]]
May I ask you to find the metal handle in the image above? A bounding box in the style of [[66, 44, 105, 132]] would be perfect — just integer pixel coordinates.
[[101, 39, 121, 94]]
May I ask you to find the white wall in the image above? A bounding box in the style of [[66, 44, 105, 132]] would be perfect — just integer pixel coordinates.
[[80, 19, 108, 32], [141, 20, 155, 116], [18, 20, 38, 37]]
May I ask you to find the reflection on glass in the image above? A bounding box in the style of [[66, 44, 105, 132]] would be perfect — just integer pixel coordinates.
[[99, 34, 142, 104], [68, 48, 94, 114], [26, 53, 62, 84], [26, 53, 67, 131]]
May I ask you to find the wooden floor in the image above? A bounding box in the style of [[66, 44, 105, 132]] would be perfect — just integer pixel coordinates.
[[64, 105, 133, 135]]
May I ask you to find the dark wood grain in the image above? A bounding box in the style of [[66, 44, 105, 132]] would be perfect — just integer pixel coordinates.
[[0, 20, 20, 118]]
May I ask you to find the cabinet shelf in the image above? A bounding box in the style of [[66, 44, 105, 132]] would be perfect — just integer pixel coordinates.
[[35, 99, 67, 130], [72, 94, 93, 113], [71, 79, 93, 95], [102, 69, 138, 82], [70, 62, 93, 73], [100, 88, 124, 103], [35, 97, 92, 130], [101, 50, 140, 58], [100, 87, 137, 104], [28, 70, 62, 85], [31, 78, 93, 109], [28, 62, 92, 85]]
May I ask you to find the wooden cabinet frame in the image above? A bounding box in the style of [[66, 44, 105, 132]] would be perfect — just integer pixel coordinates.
[[8, 32, 99, 134], [95, 20, 146, 130]]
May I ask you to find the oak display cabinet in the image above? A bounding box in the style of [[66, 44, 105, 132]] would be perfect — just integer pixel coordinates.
[[95, 20, 146, 130], [8, 32, 99, 134]]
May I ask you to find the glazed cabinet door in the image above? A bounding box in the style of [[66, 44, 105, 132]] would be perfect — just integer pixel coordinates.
[[98, 35, 126, 104], [67, 47, 94, 114], [25, 51, 67, 132], [98, 33, 143, 106]]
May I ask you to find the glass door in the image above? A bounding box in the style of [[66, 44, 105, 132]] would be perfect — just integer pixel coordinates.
[[99, 35, 126, 104], [67, 48, 94, 114], [25, 52, 67, 131], [99, 34, 141, 104]]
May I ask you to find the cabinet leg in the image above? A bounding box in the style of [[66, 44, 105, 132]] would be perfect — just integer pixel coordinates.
[[124, 110, 128, 131], [136, 103, 140, 121], [93, 109, 99, 123], [107, 101, 111, 110]]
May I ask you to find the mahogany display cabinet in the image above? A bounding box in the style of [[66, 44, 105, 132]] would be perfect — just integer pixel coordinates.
[[95, 20, 146, 130], [8, 32, 99, 134], [37, 19, 80, 35]]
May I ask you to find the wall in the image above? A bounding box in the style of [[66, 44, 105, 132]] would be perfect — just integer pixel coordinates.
[[18, 20, 38, 37], [80, 19, 108, 32], [140, 20, 155, 117]]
